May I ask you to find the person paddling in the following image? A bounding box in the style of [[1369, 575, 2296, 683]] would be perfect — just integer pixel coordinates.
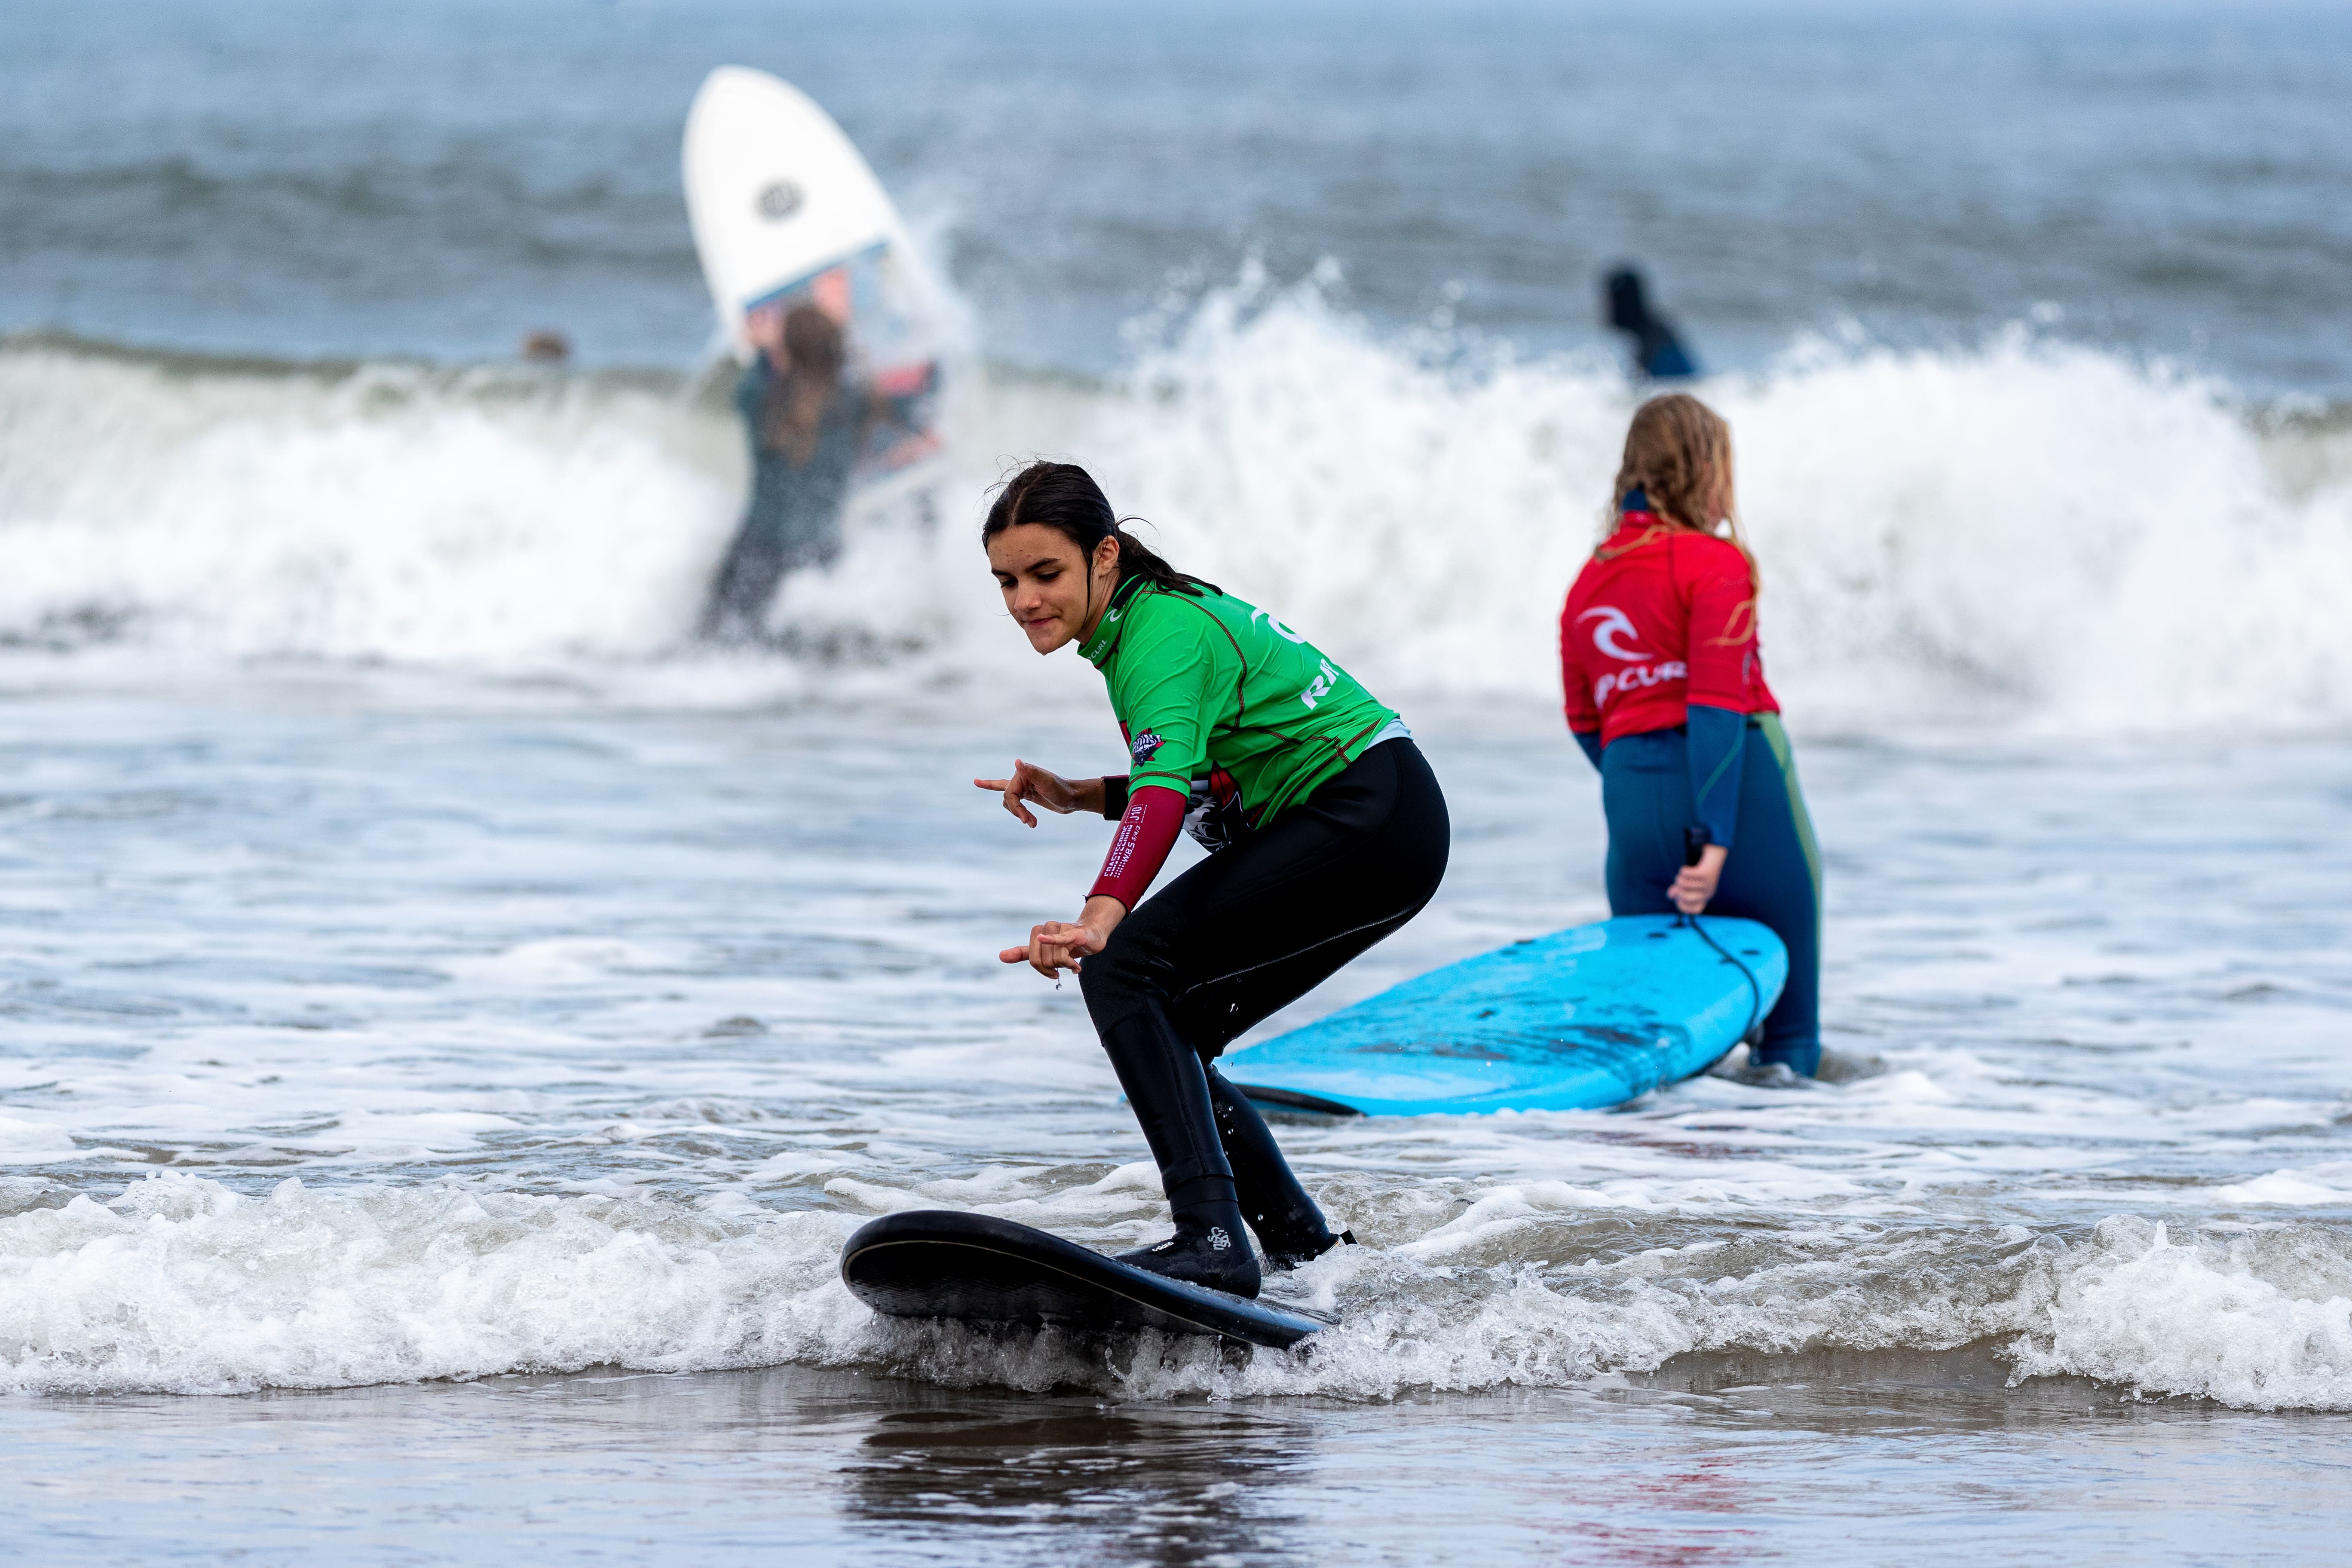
[[977, 462, 1449, 1297], [1559, 395, 1823, 1077]]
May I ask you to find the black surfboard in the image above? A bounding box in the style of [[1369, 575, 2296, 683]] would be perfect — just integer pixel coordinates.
[[841, 1210, 1332, 1349]]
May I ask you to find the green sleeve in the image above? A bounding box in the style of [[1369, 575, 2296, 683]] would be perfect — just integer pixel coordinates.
[[1111, 608, 1226, 795]]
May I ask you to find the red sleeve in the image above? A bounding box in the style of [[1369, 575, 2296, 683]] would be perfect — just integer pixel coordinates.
[[1684, 539, 1758, 712], [1559, 592, 1600, 735], [1088, 784, 1187, 911]]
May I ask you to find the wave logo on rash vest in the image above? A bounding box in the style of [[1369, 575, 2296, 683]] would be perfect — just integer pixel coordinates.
[[1580, 606, 1686, 705], [1130, 731, 1165, 763], [1578, 606, 1646, 661], [1250, 607, 1309, 643]]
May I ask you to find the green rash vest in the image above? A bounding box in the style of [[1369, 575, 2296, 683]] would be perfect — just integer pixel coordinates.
[[1079, 576, 1401, 844]]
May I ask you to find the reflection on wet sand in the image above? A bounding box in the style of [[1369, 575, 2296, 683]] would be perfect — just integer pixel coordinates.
[[844, 1399, 1316, 1565], [8, 1360, 2351, 1562]]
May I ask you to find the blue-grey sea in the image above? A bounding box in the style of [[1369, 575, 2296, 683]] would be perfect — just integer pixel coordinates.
[[3, 2, 2351, 1562]]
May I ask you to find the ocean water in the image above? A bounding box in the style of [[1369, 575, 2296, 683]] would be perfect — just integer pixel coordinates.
[[4, 0, 2352, 1561]]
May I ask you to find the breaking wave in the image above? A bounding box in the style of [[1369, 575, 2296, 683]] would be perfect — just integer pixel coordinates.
[[4, 282, 2350, 730], [5, 1175, 2348, 1409]]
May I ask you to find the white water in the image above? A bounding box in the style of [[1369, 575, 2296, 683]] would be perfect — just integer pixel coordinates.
[[0, 683, 2348, 1412], [6, 281, 2351, 729], [2, 288, 2351, 1421]]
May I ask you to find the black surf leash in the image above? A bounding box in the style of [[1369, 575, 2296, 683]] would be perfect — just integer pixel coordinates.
[[1678, 825, 1764, 1047]]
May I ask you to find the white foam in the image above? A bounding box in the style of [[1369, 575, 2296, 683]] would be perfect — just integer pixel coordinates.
[[2008, 1219, 2352, 1410], [8, 1174, 2347, 1408], [2214, 1164, 2352, 1205], [5, 297, 2349, 732], [0, 1118, 75, 1161]]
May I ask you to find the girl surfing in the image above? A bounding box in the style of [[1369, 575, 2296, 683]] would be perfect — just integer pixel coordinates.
[[977, 462, 1449, 1297], [1559, 394, 1824, 1077]]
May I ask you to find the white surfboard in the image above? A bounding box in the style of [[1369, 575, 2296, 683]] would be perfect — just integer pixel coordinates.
[[683, 66, 944, 484]]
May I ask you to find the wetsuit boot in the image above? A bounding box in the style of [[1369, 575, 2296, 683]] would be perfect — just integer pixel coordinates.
[[1097, 1005, 1262, 1298], [1207, 1069, 1354, 1270]]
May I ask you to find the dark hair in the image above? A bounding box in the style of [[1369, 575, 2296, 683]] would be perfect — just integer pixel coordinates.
[[980, 461, 1216, 598], [763, 304, 845, 466]]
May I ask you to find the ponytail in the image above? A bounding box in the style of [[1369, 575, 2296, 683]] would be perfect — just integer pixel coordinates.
[[982, 461, 1217, 598]]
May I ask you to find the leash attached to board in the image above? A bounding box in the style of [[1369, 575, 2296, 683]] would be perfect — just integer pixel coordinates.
[[1680, 826, 1764, 1047]]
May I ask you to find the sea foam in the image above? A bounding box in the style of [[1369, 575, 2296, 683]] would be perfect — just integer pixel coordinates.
[[3, 291, 2349, 731], [6, 1174, 2349, 1409]]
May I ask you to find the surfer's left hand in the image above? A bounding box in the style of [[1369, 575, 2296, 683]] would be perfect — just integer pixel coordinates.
[[1671, 844, 1728, 915], [1001, 897, 1126, 978], [976, 760, 1095, 827]]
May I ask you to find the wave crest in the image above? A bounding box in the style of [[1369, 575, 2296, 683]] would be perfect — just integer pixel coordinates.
[[5, 303, 2349, 730]]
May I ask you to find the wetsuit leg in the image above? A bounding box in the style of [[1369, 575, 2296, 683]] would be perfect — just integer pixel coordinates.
[[1206, 1069, 1351, 1268], [1599, 729, 1687, 918], [1081, 741, 1450, 1286], [1599, 722, 1822, 1075], [701, 523, 787, 641], [1704, 716, 1822, 1075]]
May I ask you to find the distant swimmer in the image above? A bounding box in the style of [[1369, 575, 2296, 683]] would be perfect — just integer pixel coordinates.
[[1604, 265, 1698, 380], [701, 302, 880, 641], [1559, 394, 1822, 1076], [518, 329, 571, 364], [977, 462, 1449, 1296]]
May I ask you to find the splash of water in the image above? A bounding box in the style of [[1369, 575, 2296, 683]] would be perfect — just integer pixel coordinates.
[[4, 290, 2349, 729]]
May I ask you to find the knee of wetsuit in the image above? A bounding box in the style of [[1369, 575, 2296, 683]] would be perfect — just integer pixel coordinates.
[[1753, 1038, 1821, 1078], [1077, 919, 1167, 1014]]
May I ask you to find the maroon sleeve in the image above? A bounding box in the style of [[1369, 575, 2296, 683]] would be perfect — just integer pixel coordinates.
[[1684, 539, 1759, 712], [1087, 784, 1187, 910]]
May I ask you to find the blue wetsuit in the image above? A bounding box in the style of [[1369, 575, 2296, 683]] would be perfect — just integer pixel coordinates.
[[702, 359, 868, 639], [1581, 714, 1822, 1075]]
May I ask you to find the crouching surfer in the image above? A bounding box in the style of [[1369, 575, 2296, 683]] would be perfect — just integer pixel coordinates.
[[1559, 394, 1824, 1076], [977, 462, 1449, 1298]]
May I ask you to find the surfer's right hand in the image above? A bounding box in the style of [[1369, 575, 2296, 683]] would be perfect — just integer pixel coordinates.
[[1001, 918, 1104, 977], [975, 760, 1093, 827]]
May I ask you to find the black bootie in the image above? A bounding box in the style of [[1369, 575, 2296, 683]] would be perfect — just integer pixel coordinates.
[[1207, 1069, 1354, 1270], [1095, 1004, 1262, 1298], [1115, 1196, 1260, 1297]]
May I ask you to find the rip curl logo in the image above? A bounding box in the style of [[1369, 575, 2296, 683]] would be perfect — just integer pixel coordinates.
[[1207, 1227, 1232, 1251], [1299, 657, 1341, 710], [1130, 730, 1165, 763], [1594, 661, 1687, 705], [1578, 605, 1646, 661]]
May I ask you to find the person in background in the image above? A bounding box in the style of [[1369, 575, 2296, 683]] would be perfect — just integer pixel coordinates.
[[701, 301, 877, 641], [1558, 394, 1822, 1076], [518, 330, 571, 364], [1603, 265, 1698, 380]]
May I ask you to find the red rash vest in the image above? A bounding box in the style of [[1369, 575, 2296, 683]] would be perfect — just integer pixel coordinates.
[[1559, 514, 1779, 746]]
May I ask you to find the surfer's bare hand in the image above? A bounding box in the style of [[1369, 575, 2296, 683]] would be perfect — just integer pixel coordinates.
[[1001, 919, 1099, 977], [974, 761, 1099, 827], [746, 303, 785, 357], [1671, 844, 1729, 915], [999, 897, 1127, 978]]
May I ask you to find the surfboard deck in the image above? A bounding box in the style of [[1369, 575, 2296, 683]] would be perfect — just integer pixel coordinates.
[[1224, 914, 1788, 1117], [842, 1210, 1330, 1349], [682, 66, 945, 487]]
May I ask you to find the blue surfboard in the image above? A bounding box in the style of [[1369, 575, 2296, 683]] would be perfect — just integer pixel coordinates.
[[1222, 915, 1787, 1116]]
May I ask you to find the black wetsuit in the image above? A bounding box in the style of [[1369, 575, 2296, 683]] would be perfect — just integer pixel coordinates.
[[1080, 737, 1450, 1293], [1605, 266, 1698, 380]]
